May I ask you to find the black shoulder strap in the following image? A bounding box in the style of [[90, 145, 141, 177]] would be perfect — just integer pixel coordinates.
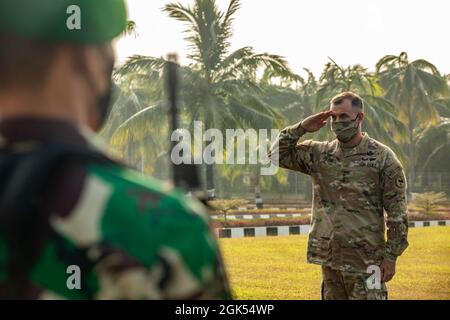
[[0, 143, 117, 299]]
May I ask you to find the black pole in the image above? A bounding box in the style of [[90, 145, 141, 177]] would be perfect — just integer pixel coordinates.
[[166, 54, 205, 202]]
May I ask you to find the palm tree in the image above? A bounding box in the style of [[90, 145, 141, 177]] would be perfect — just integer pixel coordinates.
[[102, 59, 170, 173], [416, 119, 450, 177], [415, 98, 450, 193], [113, 0, 299, 199], [376, 52, 448, 192]]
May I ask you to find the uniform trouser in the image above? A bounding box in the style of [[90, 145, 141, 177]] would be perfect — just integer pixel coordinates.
[[321, 266, 388, 300]]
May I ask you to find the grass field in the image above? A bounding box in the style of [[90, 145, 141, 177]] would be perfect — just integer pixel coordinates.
[[220, 227, 450, 300]]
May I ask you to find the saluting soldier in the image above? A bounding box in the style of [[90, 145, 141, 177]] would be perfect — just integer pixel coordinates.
[[269, 91, 409, 300]]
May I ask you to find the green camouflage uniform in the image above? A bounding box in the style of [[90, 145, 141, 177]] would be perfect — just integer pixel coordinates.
[[0, 0, 231, 299], [269, 122, 409, 300], [0, 120, 231, 300]]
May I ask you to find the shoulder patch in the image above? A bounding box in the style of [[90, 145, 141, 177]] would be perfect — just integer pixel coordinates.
[[395, 175, 406, 189]]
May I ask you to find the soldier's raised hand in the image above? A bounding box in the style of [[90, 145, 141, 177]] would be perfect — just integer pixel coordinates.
[[300, 110, 333, 133]]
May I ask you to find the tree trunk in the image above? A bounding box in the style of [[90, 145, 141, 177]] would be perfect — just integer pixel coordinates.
[[205, 109, 216, 200], [407, 103, 416, 199], [206, 163, 215, 200], [253, 164, 263, 209]]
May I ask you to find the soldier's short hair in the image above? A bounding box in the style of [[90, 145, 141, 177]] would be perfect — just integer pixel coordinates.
[[331, 91, 364, 111], [0, 34, 57, 90]]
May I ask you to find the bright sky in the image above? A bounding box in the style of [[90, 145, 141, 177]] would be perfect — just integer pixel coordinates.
[[116, 0, 450, 77]]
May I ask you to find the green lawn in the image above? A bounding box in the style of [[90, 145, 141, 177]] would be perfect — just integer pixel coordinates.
[[220, 227, 450, 300]]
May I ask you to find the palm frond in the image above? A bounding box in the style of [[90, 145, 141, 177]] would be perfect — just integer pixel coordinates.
[[115, 55, 166, 77]]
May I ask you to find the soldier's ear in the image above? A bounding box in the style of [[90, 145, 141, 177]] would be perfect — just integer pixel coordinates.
[[358, 112, 364, 122], [355, 112, 364, 128], [70, 45, 112, 97], [82, 47, 110, 96]]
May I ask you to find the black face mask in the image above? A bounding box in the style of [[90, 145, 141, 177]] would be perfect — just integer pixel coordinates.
[[96, 61, 114, 130], [75, 48, 115, 131]]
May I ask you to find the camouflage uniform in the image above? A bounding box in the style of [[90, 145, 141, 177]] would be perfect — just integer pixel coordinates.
[[269, 122, 409, 300], [0, 0, 231, 299], [321, 266, 387, 300], [0, 119, 231, 300]]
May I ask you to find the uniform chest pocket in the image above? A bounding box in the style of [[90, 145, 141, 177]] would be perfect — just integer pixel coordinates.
[[316, 155, 342, 178], [346, 159, 380, 182]]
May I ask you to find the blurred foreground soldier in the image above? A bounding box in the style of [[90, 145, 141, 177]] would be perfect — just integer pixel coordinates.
[[0, 0, 231, 299], [269, 92, 409, 300]]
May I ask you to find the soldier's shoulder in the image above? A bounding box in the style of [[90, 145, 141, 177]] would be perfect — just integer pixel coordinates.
[[86, 162, 208, 220], [51, 163, 223, 300], [367, 137, 403, 168]]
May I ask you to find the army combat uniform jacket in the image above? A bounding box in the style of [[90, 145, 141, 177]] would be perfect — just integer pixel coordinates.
[[269, 122, 409, 273], [0, 118, 231, 299]]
